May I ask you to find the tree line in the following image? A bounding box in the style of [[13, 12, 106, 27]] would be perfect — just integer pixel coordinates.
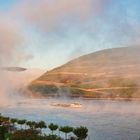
[[0, 113, 88, 140]]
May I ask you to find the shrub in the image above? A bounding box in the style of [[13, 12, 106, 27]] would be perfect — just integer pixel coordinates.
[[73, 126, 88, 140]]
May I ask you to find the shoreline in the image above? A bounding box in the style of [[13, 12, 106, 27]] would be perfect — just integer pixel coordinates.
[[28, 93, 140, 102]]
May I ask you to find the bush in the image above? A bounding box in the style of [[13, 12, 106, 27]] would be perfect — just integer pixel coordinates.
[[45, 135, 62, 140], [10, 129, 42, 140], [73, 126, 88, 140], [0, 126, 8, 140]]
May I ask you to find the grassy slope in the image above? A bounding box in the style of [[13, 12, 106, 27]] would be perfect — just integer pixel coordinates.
[[29, 46, 140, 99]]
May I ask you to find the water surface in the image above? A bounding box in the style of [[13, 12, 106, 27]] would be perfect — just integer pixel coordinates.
[[0, 98, 140, 140]]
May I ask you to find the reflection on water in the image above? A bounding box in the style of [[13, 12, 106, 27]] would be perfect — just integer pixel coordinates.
[[0, 98, 140, 140]]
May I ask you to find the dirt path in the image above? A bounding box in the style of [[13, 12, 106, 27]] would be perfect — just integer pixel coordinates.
[[77, 87, 140, 92]]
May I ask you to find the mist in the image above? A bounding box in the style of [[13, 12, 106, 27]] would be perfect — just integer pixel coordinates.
[[0, 0, 140, 105], [0, 1, 140, 139], [0, 15, 40, 105]]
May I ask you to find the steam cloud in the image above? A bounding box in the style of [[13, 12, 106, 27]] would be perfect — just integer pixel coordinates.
[[0, 15, 32, 105], [0, 0, 109, 105]]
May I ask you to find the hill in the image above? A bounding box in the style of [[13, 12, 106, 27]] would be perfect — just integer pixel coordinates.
[[28, 47, 140, 99]]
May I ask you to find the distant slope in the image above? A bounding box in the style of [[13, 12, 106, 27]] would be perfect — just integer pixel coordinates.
[[29, 47, 140, 99]]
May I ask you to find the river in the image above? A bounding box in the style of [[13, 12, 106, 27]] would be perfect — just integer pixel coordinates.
[[0, 98, 140, 140]]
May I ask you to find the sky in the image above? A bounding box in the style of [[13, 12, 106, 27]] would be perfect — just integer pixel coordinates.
[[0, 0, 140, 70]]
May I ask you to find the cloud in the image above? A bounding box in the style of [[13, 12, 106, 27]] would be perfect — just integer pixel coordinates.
[[0, 17, 20, 64], [0, 15, 33, 66], [0, 14, 33, 105], [14, 0, 109, 32]]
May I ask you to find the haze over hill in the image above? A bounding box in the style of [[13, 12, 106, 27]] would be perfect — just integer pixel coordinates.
[[29, 47, 140, 99], [0, 68, 45, 86]]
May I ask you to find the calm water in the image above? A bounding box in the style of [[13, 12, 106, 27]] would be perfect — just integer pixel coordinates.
[[0, 98, 140, 140]]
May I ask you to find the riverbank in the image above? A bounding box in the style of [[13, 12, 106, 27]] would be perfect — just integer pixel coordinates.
[[27, 92, 140, 102]]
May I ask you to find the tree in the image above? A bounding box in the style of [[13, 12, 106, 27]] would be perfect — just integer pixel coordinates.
[[26, 121, 36, 129], [73, 126, 88, 140], [48, 123, 58, 135], [2, 117, 10, 124], [10, 118, 18, 132], [59, 126, 73, 140], [17, 120, 26, 129], [0, 117, 11, 132], [10, 118, 18, 125], [36, 121, 47, 133]]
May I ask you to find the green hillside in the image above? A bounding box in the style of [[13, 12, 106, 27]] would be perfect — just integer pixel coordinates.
[[28, 46, 140, 99]]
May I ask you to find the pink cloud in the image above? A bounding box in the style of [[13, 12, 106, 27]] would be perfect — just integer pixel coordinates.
[[14, 0, 109, 31], [0, 15, 33, 66]]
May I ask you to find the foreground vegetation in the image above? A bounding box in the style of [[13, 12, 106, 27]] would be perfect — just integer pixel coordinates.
[[0, 114, 88, 140]]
